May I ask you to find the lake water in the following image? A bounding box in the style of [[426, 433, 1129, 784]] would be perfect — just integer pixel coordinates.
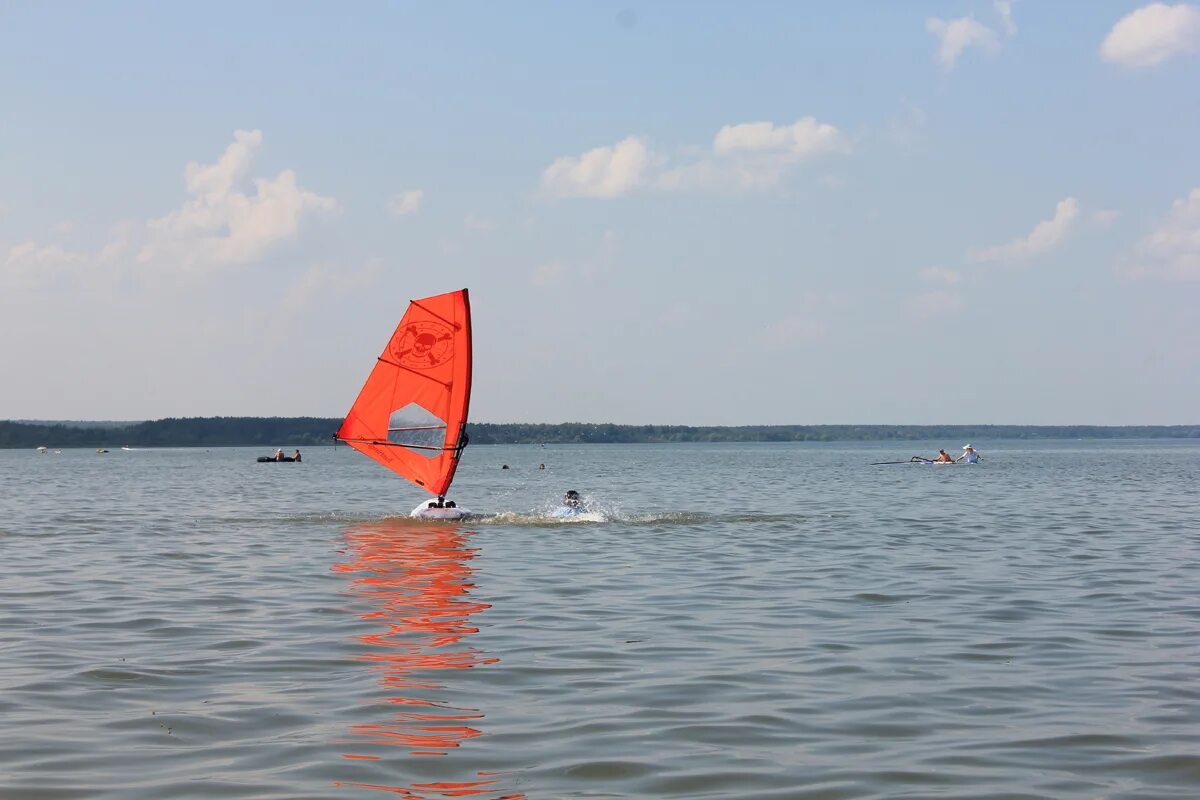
[[2, 440, 1199, 799]]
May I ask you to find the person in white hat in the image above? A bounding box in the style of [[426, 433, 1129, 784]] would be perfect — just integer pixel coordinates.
[[957, 444, 981, 464]]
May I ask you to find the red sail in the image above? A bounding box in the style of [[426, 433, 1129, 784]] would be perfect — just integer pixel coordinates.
[[336, 289, 472, 497]]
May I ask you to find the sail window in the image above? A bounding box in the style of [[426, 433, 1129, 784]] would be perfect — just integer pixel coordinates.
[[388, 403, 446, 460]]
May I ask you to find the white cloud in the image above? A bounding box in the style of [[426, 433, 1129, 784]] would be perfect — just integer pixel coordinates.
[[262, 259, 382, 350], [279, 260, 379, 317], [1092, 209, 1121, 227], [919, 267, 962, 285], [915, 289, 965, 315], [542, 117, 846, 197], [139, 130, 337, 269], [675, 117, 847, 191], [531, 262, 565, 286], [98, 223, 135, 264], [464, 213, 495, 231], [995, 0, 1017, 35], [3, 130, 336, 290], [713, 117, 843, 158], [541, 137, 649, 198], [2, 241, 84, 286], [663, 301, 694, 326], [926, 16, 1000, 70], [886, 99, 928, 147], [970, 197, 1080, 262], [766, 315, 827, 346], [388, 190, 424, 216], [4, 240, 81, 269], [184, 129, 260, 196], [1101, 3, 1200, 68], [916, 269, 964, 314], [1120, 187, 1200, 280]]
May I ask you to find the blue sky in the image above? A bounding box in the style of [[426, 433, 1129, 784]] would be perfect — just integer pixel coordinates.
[[2, 1, 1198, 424]]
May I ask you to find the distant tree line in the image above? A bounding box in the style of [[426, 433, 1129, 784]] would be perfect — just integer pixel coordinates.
[[0, 417, 342, 448], [466, 422, 1200, 443], [2, 417, 1198, 449]]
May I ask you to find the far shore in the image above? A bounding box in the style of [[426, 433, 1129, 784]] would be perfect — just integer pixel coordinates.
[[3, 417, 1198, 449]]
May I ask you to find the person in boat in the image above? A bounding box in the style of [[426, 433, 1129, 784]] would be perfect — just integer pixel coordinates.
[[933, 449, 955, 463], [274, 448, 285, 462], [292, 449, 302, 463], [957, 444, 981, 464], [563, 490, 582, 508]]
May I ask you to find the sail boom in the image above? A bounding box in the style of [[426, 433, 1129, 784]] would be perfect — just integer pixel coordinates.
[[337, 438, 451, 453]]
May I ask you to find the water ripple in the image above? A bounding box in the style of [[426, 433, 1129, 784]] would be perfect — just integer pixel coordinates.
[[1, 442, 1199, 798]]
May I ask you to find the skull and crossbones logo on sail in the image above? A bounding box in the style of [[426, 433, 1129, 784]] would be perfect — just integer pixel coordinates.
[[392, 320, 455, 370]]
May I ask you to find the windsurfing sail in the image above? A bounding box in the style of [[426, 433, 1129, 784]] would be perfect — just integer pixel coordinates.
[[336, 289, 472, 497]]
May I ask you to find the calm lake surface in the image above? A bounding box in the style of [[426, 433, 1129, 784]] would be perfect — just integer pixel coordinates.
[[2, 440, 1199, 799]]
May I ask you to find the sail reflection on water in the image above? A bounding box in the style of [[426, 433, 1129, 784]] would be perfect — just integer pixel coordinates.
[[334, 520, 523, 799]]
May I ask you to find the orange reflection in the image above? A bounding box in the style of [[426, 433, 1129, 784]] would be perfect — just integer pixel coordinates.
[[333, 519, 523, 799]]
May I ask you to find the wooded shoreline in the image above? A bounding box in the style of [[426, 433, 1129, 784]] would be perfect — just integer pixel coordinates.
[[2, 417, 1198, 448]]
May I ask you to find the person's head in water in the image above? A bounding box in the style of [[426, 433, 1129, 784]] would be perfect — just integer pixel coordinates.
[[563, 490, 581, 508]]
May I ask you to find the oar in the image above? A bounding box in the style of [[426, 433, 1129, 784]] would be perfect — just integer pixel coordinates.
[[869, 456, 932, 465]]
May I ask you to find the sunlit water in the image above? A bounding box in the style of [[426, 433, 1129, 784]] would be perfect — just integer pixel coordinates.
[[2, 441, 1199, 799]]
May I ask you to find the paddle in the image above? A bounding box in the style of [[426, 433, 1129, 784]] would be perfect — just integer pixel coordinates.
[[869, 456, 933, 465]]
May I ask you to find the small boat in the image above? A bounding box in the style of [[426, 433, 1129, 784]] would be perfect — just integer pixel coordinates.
[[96, 448, 109, 453], [336, 289, 473, 519], [871, 456, 978, 466], [257, 456, 298, 462], [37, 446, 48, 454]]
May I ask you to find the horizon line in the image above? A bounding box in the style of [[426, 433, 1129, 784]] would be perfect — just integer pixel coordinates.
[[5, 418, 1200, 429]]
